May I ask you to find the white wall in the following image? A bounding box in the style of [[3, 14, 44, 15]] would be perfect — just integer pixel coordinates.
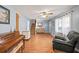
[[48, 6, 79, 36], [0, 5, 16, 33], [0, 5, 30, 34], [19, 16, 30, 32], [71, 6, 79, 32], [19, 16, 26, 32], [48, 20, 55, 35]]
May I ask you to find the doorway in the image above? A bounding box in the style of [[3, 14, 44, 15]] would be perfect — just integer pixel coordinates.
[[16, 13, 19, 31], [30, 20, 36, 35]]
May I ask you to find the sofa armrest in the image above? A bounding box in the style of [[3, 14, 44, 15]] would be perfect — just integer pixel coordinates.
[[53, 39, 74, 52], [55, 35, 70, 41], [53, 39, 73, 46]]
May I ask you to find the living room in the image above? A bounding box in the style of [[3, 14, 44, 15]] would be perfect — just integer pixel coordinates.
[[1, 0, 79, 59], [0, 5, 79, 53]]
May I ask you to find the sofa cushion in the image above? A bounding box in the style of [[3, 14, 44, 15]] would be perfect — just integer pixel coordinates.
[[68, 32, 79, 46], [67, 31, 79, 40]]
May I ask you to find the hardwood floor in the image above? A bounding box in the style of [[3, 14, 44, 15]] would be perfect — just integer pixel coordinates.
[[24, 33, 54, 53]]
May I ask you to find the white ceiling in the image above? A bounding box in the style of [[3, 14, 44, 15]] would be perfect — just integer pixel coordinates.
[[9, 5, 75, 19]]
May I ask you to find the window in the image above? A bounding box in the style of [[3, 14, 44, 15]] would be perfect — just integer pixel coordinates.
[[55, 13, 71, 35], [55, 18, 62, 33]]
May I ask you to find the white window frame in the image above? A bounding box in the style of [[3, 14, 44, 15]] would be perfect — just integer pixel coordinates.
[[55, 13, 71, 35]]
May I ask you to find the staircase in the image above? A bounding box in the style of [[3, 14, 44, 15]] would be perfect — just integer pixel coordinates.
[[31, 23, 36, 35]]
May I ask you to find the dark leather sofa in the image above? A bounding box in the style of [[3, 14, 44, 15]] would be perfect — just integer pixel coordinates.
[[53, 31, 79, 53]]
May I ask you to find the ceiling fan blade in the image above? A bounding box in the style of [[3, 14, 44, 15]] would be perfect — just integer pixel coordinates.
[[40, 12, 46, 15], [48, 13, 53, 15]]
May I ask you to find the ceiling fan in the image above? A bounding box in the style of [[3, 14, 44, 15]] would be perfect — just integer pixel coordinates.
[[35, 9, 55, 20], [38, 9, 55, 19], [39, 11, 53, 20], [40, 9, 54, 15]]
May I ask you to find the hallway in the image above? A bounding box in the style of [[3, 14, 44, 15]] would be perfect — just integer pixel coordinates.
[[24, 33, 53, 53]]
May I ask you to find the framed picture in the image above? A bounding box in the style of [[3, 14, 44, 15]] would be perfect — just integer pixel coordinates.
[[0, 5, 10, 24]]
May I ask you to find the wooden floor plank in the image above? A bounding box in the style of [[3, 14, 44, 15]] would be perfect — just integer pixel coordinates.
[[24, 33, 54, 53]]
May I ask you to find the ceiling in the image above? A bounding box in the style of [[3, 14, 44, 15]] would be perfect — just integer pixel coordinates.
[[9, 5, 75, 20]]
